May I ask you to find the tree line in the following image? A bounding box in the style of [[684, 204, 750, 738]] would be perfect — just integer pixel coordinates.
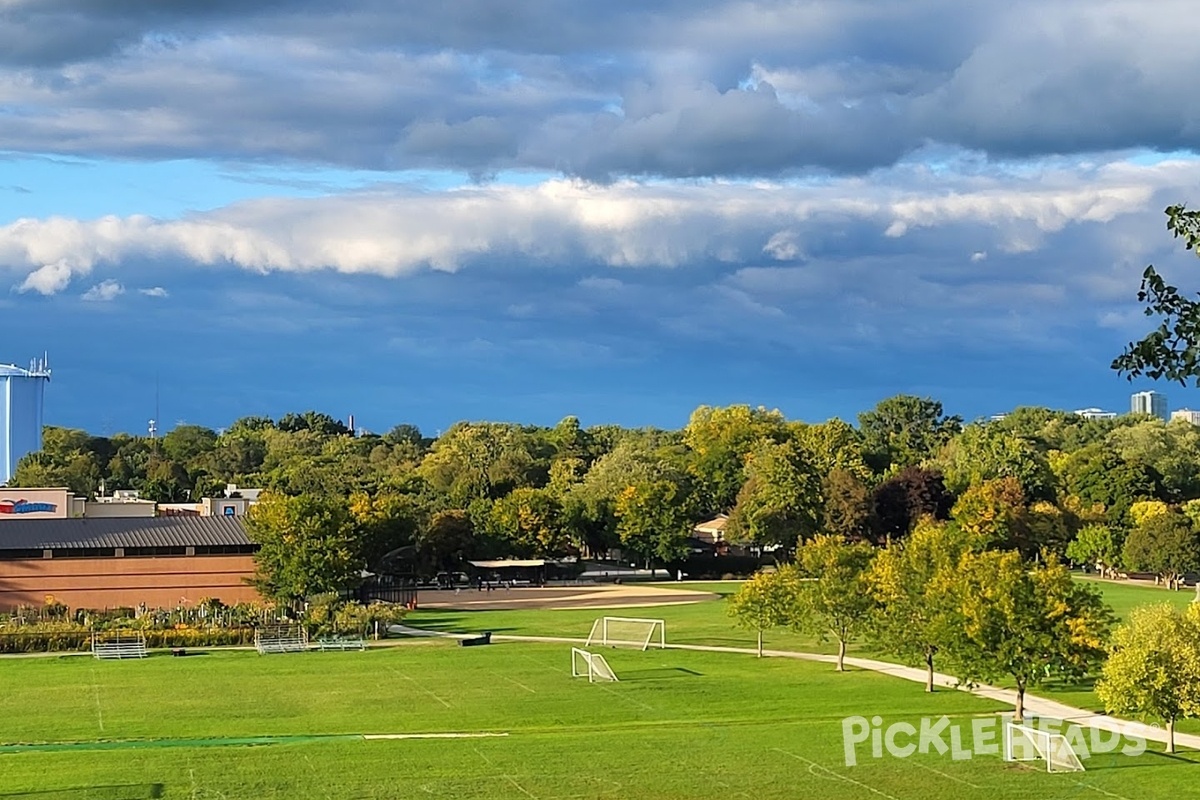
[[15, 396, 1200, 593]]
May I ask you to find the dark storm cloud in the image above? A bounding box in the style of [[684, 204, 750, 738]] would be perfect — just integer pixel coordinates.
[[0, 0, 1197, 177]]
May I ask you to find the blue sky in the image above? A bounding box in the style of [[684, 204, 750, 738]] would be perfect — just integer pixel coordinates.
[[4, 0, 1200, 436]]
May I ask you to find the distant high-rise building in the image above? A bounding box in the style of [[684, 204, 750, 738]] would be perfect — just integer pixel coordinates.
[[1131, 390, 1169, 420], [0, 360, 51, 485], [1074, 408, 1117, 421], [1172, 409, 1200, 426]]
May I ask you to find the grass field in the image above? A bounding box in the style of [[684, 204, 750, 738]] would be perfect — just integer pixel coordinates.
[[3, 575, 1200, 799], [0, 639, 1192, 799]]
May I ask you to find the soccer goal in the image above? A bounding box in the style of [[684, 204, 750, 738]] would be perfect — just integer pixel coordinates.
[[571, 647, 619, 682], [585, 616, 666, 650], [1004, 722, 1085, 773]]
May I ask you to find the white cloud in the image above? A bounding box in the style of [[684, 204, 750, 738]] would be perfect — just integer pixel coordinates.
[[81, 279, 124, 302], [1, 159, 1196, 294], [139, 286, 169, 297]]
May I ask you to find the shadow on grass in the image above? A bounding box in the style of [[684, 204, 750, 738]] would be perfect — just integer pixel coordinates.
[[0, 784, 165, 799], [618, 667, 704, 681]]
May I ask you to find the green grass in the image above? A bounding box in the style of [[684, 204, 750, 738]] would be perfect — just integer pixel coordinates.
[[4, 577, 1200, 799], [0, 641, 1189, 799]]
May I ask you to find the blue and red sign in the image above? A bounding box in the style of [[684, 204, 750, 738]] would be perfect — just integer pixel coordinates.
[[0, 499, 58, 514]]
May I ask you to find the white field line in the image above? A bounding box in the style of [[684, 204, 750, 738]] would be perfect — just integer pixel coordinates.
[[1072, 780, 1133, 800], [494, 672, 537, 694], [773, 749, 901, 800], [910, 761, 981, 790], [504, 775, 539, 799], [363, 732, 509, 740], [386, 666, 452, 708], [89, 666, 104, 733]]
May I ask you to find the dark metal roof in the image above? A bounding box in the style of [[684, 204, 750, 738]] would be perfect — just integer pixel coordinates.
[[0, 516, 252, 550]]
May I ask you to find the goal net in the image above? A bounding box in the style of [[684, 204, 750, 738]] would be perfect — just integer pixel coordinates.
[[571, 647, 619, 682], [1004, 722, 1085, 773], [585, 616, 666, 650]]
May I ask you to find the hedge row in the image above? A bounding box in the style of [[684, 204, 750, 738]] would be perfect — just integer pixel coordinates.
[[0, 627, 259, 654]]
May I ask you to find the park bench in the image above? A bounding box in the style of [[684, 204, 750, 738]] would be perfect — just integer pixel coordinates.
[[459, 632, 492, 647], [316, 635, 366, 651]]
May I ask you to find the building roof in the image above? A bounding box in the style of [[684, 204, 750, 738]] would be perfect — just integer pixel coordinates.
[[0, 516, 252, 550], [693, 514, 729, 534]]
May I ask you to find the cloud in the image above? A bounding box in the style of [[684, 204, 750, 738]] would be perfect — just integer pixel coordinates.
[[0, 1, 1197, 177], [81, 278, 124, 301], [139, 286, 169, 297], [0, 158, 1194, 293]]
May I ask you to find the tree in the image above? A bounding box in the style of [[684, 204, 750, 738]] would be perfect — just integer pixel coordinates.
[[951, 478, 1027, 551], [867, 518, 970, 692], [857, 395, 962, 474], [614, 480, 693, 566], [726, 440, 822, 549], [727, 569, 799, 657], [682, 405, 788, 512], [790, 535, 876, 672], [1054, 444, 1163, 525], [245, 492, 366, 603], [1122, 512, 1200, 589], [936, 423, 1056, 502], [487, 487, 569, 557], [1112, 205, 1200, 385], [940, 552, 1113, 722], [1066, 524, 1121, 577], [1097, 603, 1200, 753], [419, 510, 476, 573], [871, 467, 953, 542], [822, 467, 873, 541]]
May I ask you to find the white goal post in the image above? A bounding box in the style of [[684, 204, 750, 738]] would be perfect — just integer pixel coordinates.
[[585, 616, 666, 651], [1004, 722, 1085, 773], [571, 647, 619, 682]]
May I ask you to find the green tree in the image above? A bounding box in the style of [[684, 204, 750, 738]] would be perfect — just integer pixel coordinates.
[[1054, 443, 1163, 525], [868, 518, 972, 692], [790, 535, 877, 672], [245, 492, 365, 603], [941, 552, 1113, 722], [682, 405, 788, 512], [857, 395, 962, 474], [726, 440, 822, 549], [1112, 205, 1200, 385], [727, 569, 799, 657], [160, 424, 218, 465], [487, 487, 569, 557], [1122, 512, 1200, 589], [614, 480, 693, 566], [936, 423, 1056, 501], [1066, 524, 1121, 578], [790, 418, 872, 481], [1097, 603, 1200, 753]]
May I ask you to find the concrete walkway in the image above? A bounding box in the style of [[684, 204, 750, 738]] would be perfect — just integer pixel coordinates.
[[389, 624, 1198, 752]]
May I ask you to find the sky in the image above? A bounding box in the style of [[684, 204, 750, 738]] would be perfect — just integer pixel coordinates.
[[4, 0, 1200, 437]]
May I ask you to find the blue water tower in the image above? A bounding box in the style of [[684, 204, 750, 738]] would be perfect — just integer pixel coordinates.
[[0, 358, 51, 485]]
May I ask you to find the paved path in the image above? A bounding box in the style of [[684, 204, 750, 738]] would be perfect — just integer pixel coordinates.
[[389, 624, 1198, 751]]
